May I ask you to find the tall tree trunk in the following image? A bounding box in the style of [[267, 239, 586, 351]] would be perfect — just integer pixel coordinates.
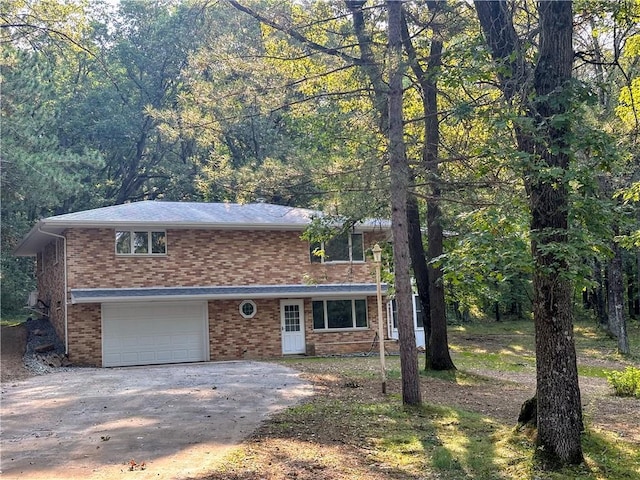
[[474, 0, 584, 467], [530, 1, 583, 467], [636, 250, 640, 317], [387, 0, 420, 406], [608, 240, 630, 354], [628, 264, 636, 319], [593, 260, 608, 328], [423, 4, 454, 370], [402, 1, 455, 371], [426, 182, 455, 369], [407, 193, 431, 347]]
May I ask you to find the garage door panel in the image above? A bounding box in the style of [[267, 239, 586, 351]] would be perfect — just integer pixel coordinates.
[[173, 334, 198, 345], [102, 302, 208, 367]]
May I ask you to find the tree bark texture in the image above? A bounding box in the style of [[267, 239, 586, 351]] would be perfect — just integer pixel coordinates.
[[407, 193, 431, 347], [475, 0, 584, 467], [530, 1, 584, 467], [473, 0, 528, 104], [607, 240, 630, 354], [636, 250, 640, 317], [593, 260, 608, 328], [423, 1, 455, 371], [387, 0, 421, 406], [402, 1, 455, 370]]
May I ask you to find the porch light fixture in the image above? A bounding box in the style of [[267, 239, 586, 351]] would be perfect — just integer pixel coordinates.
[[372, 243, 387, 394]]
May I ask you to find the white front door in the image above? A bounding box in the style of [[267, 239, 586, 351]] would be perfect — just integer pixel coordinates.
[[281, 299, 305, 354]]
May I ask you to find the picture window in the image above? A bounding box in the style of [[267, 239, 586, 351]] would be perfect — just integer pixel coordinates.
[[312, 299, 367, 330]]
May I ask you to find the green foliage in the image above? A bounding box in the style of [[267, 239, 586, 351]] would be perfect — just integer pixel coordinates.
[[158, 1, 391, 214], [57, 0, 209, 204], [619, 182, 640, 203], [0, 0, 92, 48], [615, 182, 640, 248], [0, 255, 35, 317], [444, 205, 533, 319], [1, 0, 638, 328], [607, 367, 640, 398], [1, 44, 103, 313]]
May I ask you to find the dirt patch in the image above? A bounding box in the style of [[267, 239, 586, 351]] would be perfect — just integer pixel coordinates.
[[1, 324, 31, 383]]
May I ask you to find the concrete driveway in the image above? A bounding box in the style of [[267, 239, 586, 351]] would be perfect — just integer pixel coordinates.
[[0, 361, 312, 480]]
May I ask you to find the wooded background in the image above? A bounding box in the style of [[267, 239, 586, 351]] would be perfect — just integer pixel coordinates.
[[2, 0, 637, 326], [2, 0, 639, 468]]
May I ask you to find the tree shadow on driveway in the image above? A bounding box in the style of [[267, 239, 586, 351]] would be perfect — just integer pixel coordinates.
[[0, 361, 312, 480]]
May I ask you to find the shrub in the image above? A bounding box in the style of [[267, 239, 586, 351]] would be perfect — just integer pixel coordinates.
[[607, 367, 640, 398]]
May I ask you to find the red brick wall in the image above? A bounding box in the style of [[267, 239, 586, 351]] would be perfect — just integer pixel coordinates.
[[66, 228, 385, 289], [37, 238, 66, 345], [59, 227, 391, 366], [208, 295, 389, 361], [209, 299, 282, 360], [66, 304, 101, 366], [69, 294, 391, 366]]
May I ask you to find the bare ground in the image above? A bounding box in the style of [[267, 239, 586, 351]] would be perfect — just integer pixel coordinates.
[[0, 324, 31, 383], [2, 324, 639, 480]]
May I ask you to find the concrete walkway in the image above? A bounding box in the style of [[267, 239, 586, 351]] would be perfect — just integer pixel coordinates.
[[0, 361, 312, 480]]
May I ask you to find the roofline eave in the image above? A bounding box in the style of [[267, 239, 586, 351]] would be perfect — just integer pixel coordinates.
[[70, 283, 389, 304], [38, 220, 390, 232]]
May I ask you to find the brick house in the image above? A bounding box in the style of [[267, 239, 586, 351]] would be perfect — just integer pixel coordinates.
[[14, 201, 392, 367]]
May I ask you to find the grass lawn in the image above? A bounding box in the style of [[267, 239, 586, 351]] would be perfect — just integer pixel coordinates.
[[202, 319, 640, 480], [0, 315, 27, 327]]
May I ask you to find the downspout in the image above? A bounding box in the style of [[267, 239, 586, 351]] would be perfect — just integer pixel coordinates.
[[38, 228, 68, 355]]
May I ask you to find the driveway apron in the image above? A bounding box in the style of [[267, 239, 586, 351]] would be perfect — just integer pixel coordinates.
[[0, 361, 312, 480]]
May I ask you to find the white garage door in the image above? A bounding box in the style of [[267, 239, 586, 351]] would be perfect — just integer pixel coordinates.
[[102, 302, 209, 367]]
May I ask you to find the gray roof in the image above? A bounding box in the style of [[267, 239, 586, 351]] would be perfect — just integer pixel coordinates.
[[71, 283, 388, 304], [45, 201, 318, 227], [15, 201, 391, 256]]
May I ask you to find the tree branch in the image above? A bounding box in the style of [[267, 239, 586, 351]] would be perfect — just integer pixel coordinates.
[[226, 0, 362, 66]]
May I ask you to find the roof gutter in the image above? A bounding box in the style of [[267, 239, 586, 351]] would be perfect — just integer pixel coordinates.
[[70, 284, 389, 304], [39, 220, 389, 232], [37, 228, 68, 355]]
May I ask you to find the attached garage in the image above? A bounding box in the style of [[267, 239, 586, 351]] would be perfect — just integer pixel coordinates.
[[102, 301, 209, 367]]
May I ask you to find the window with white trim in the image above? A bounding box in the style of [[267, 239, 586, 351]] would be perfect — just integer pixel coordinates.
[[310, 232, 364, 263], [116, 230, 166, 255], [239, 300, 257, 318], [390, 294, 424, 330], [312, 299, 368, 330]]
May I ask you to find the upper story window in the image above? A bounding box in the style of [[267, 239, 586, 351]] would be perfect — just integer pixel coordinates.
[[116, 230, 166, 255], [310, 232, 364, 263]]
